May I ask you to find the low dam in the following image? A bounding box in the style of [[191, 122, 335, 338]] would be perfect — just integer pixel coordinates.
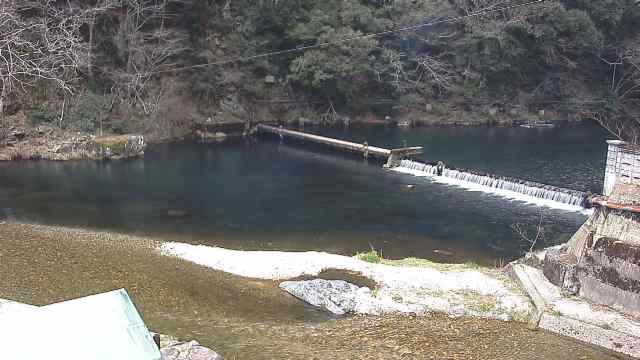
[[396, 159, 590, 211], [257, 125, 592, 212]]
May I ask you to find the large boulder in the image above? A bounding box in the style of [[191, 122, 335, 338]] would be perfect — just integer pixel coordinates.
[[279, 278, 523, 319], [279, 279, 364, 315]]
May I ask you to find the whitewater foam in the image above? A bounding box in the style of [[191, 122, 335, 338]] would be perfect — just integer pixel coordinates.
[[393, 160, 592, 214]]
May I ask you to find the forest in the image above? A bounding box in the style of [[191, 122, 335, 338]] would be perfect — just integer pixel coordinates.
[[1, 0, 640, 142]]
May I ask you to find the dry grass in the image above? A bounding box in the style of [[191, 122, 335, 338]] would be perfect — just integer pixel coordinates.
[[354, 249, 490, 273]]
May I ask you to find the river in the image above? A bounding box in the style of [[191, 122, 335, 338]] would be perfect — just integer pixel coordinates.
[[0, 123, 608, 264], [0, 122, 628, 359]]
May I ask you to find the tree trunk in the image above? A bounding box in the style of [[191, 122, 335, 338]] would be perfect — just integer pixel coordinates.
[[88, 19, 95, 77], [59, 98, 66, 129], [0, 87, 6, 146], [161, 0, 167, 31], [0, 89, 4, 121]]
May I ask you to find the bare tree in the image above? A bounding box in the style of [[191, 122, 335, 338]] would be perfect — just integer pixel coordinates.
[[108, 0, 188, 115], [452, 0, 509, 17], [594, 39, 640, 144], [75, 0, 122, 77], [0, 1, 87, 143], [415, 54, 457, 93], [376, 48, 457, 95], [379, 48, 406, 91]]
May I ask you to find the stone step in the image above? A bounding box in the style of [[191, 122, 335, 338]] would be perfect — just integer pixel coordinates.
[[508, 263, 554, 323], [540, 312, 640, 358], [510, 263, 640, 358]]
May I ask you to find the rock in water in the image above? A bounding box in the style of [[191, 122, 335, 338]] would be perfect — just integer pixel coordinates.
[[433, 249, 454, 257], [167, 209, 191, 218], [279, 279, 362, 315], [161, 340, 223, 360]]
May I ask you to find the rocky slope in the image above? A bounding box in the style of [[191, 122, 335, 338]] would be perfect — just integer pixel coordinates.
[[0, 113, 145, 161]]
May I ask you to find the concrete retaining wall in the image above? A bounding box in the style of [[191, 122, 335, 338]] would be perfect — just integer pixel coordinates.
[[604, 140, 640, 196]]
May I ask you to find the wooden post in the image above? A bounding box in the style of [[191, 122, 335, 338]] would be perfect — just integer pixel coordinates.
[[385, 153, 399, 168]]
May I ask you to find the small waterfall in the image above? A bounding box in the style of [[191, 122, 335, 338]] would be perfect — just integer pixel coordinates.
[[395, 160, 589, 211]]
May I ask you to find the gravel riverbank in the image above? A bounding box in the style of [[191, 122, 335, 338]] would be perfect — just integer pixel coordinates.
[[0, 221, 629, 359]]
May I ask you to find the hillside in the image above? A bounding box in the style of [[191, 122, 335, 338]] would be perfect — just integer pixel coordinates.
[[1, 0, 639, 143]]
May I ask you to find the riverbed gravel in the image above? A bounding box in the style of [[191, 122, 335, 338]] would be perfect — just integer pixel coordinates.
[[0, 222, 630, 359]]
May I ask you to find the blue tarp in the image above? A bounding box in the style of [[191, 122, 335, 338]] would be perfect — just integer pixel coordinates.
[[0, 289, 161, 360]]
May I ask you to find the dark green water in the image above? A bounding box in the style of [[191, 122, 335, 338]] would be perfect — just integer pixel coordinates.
[[0, 123, 609, 263], [1, 123, 629, 359], [314, 123, 607, 193]]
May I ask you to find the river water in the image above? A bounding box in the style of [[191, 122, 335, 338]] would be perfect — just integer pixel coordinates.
[[0, 123, 608, 264], [1, 122, 628, 359]]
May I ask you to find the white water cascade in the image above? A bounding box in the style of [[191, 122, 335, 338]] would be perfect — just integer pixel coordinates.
[[394, 160, 590, 213]]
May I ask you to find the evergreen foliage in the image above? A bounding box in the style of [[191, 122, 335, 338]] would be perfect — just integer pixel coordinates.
[[2, 0, 640, 140]]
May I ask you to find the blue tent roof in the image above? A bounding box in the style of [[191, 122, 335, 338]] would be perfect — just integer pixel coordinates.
[[0, 289, 161, 360]]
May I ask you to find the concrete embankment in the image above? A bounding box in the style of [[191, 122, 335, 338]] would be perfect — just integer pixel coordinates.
[[509, 261, 640, 358]]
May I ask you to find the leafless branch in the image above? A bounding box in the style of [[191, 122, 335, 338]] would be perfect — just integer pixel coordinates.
[[415, 54, 457, 93], [511, 210, 546, 254], [107, 0, 188, 114], [0, 0, 87, 141]]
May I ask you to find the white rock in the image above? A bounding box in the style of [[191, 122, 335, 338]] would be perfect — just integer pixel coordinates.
[[280, 279, 360, 315]]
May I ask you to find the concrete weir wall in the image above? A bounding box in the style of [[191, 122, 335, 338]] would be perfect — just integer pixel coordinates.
[[603, 140, 640, 196], [550, 206, 640, 317], [549, 140, 640, 318], [579, 227, 640, 316], [540, 139, 640, 322]]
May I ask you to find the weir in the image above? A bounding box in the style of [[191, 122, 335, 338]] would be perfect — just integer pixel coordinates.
[[396, 159, 590, 210], [256, 124, 592, 211], [256, 124, 423, 167]]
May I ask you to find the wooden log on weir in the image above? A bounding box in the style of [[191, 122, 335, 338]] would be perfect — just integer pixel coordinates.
[[256, 124, 422, 166]]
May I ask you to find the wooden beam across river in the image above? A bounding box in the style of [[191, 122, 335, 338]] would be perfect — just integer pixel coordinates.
[[256, 124, 422, 167]]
